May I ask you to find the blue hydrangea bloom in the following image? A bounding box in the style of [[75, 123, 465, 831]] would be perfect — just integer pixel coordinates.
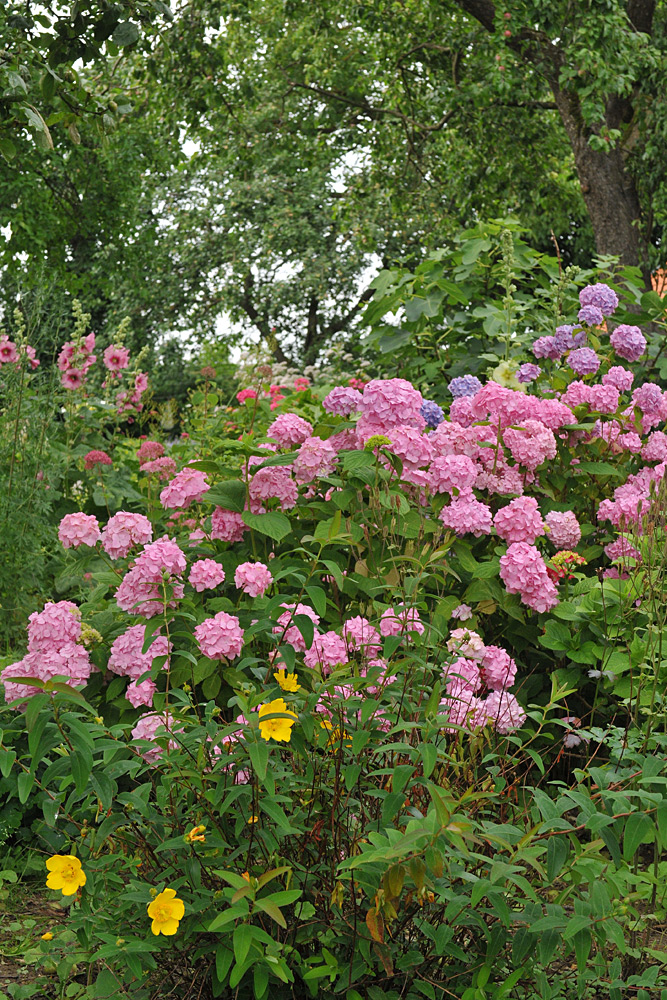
[[420, 400, 445, 428], [448, 374, 483, 398]]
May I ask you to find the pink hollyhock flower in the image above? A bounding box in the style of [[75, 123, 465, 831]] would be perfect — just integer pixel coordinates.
[[429, 454, 478, 494], [610, 324, 646, 362], [499, 542, 558, 612], [273, 603, 321, 651], [249, 467, 299, 510], [141, 456, 177, 480], [443, 657, 482, 692], [322, 386, 363, 416], [480, 645, 517, 692], [483, 690, 526, 733], [189, 558, 226, 592], [494, 497, 545, 544], [603, 366, 633, 392], [102, 511, 153, 559], [58, 512, 101, 549], [379, 606, 424, 638], [195, 612, 244, 659], [303, 631, 349, 673], [544, 511, 581, 549], [23, 345, 40, 369], [160, 468, 210, 509], [267, 413, 313, 447], [293, 436, 338, 482], [108, 624, 171, 679], [126, 678, 157, 708], [211, 507, 248, 543], [0, 337, 19, 364], [446, 628, 485, 660], [61, 369, 86, 390], [84, 449, 112, 470], [343, 616, 382, 658], [137, 440, 164, 463], [131, 713, 182, 763], [234, 561, 273, 597], [103, 344, 130, 371], [439, 493, 492, 537]]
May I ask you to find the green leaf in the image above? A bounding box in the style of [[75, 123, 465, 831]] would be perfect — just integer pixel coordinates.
[[546, 835, 569, 880], [305, 585, 327, 617], [17, 771, 34, 804], [233, 923, 253, 966], [623, 812, 654, 861], [242, 511, 291, 542], [418, 742, 437, 779], [247, 739, 269, 781], [113, 21, 140, 45], [207, 480, 246, 512], [253, 898, 286, 928], [0, 137, 17, 160]]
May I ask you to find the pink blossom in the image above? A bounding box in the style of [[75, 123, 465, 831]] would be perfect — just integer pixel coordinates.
[[58, 512, 101, 549], [84, 449, 112, 470], [137, 440, 165, 463], [293, 436, 338, 482], [480, 646, 517, 692], [27, 601, 81, 652], [643, 431, 667, 462], [494, 497, 544, 544], [440, 685, 487, 732], [386, 426, 434, 470], [503, 420, 556, 471], [103, 344, 130, 371], [303, 631, 349, 673], [610, 324, 646, 362], [102, 511, 153, 559], [195, 612, 244, 659], [499, 542, 558, 613], [0, 337, 19, 364], [446, 628, 485, 660], [249, 467, 299, 510], [603, 366, 634, 392], [160, 468, 210, 509], [61, 369, 86, 390], [322, 386, 363, 416], [237, 388, 257, 403], [115, 537, 186, 616], [483, 690, 526, 733], [379, 606, 424, 637], [361, 378, 423, 428], [342, 616, 382, 658], [141, 456, 177, 480], [189, 558, 226, 592], [604, 536, 641, 564], [544, 511, 581, 549], [134, 536, 186, 580], [108, 625, 171, 679], [267, 413, 313, 447], [588, 384, 620, 414], [439, 493, 492, 537], [20, 643, 92, 686], [449, 396, 476, 426], [131, 713, 182, 763], [632, 384, 663, 414], [1, 662, 38, 707], [23, 345, 39, 369], [451, 603, 473, 621], [234, 561, 273, 597], [211, 507, 248, 543], [443, 657, 482, 692], [273, 603, 321, 651], [126, 678, 157, 708], [429, 454, 478, 494]]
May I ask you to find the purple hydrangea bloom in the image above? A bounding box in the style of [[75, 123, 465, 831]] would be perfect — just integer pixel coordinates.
[[554, 325, 586, 353], [420, 400, 445, 428], [531, 336, 561, 360], [577, 305, 604, 327], [516, 363, 541, 384], [610, 324, 646, 362], [579, 282, 619, 317], [448, 375, 483, 398], [567, 347, 601, 376]]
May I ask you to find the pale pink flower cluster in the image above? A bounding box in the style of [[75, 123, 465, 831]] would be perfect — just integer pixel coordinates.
[[57, 332, 96, 389], [343, 616, 382, 658], [249, 467, 299, 510], [102, 511, 153, 559], [429, 454, 478, 494], [293, 436, 338, 482], [480, 645, 518, 691], [137, 440, 165, 463], [605, 536, 641, 566], [267, 413, 313, 447], [115, 536, 186, 616], [603, 366, 633, 392], [160, 468, 210, 509], [494, 497, 544, 544], [58, 512, 101, 549], [440, 630, 524, 734], [379, 606, 424, 638], [273, 603, 321, 651], [643, 431, 667, 462], [562, 381, 619, 415], [194, 612, 244, 659], [84, 449, 112, 470], [211, 507, 248, 542], [189, 558, 226, 591], [544, 511, 581, 549], [108, 624, 171, 680], [386, 426, 434, 470], [451, 603, 473, 621], [503, 420, 556, 470], [446, 628, 486, 660], [360, 378, 423, 432], [439, 494, 492, 536], [131, 713, 182, 763], [141, 456, 177, 480], [499, 542, 558, 613], [597, 464, 665, 531], [322, 386, 363, 416], [303, 631, 349, 672], [234, 561, 273, 596], [632, 383, 664, 414]]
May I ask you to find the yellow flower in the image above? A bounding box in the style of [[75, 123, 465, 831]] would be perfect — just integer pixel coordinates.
[[147, 888, 185, 936], [45, 855, 86, 897], [41, 931, 54, 941], [248, 815, 259, 824], [185, 824, 206, 844], [319, 719, 351, 750], [257, 698, 298, 743], [273, 669, 301, 692]]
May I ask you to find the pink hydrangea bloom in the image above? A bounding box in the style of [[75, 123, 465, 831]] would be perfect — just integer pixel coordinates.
[[449, 396, 476, 426], [115, 536, 186, 616], [189, 558, 226, 592], [141, 456, 177, 480], [236, 388, 257, 403], [386, 426, 434, 470], [343, 616, 382, 658], [267, 413, 313, 447], [135, 536, 186, 579], [451, 603, 473, 621], [20, 643, 92, 685], [195, 612, 244, 659], [603, 366, 634, 392], [587, 384, 620, 415], [643, 431, 667, 462], [499, 542, 558, 613], [293, 436, 338, 482], [131, 713, 182, 763], [429, 454, 478, 494], [84, 449, 112, 469], [503, 420, 556, 470], [494, 497, 545, 544], [379, 606, 424, 637], [28, 601, 81, 652], [443, 657, 482, 692], [480, 646, 517, 692], [137, 440, 165, 463], [361, 378, 423, 428], [211, 507, 248, 543], [234, 561, 273, 597], [160, 468, 210, 509], [102, 511, 153, 559], [439, 493, 493, 537], [108, 625, 171, 679], [604, 536, 641, 563], [440, 684, 488, 732], [544, 511, 581, 549], [322, 386, 363, 416], [303, 631, 349, 672], [103, 345, 130, 371], [249, 467, 299, 510], [273, 603, 321, 651], [126, 677, 157, 708], [446, 628, 485, 660], [632, 383, 663, 414], [58, 512, 101, 549], [610, 324, 646, 362], [0, 662, 38, 707], [483, 691, 526, 733]]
